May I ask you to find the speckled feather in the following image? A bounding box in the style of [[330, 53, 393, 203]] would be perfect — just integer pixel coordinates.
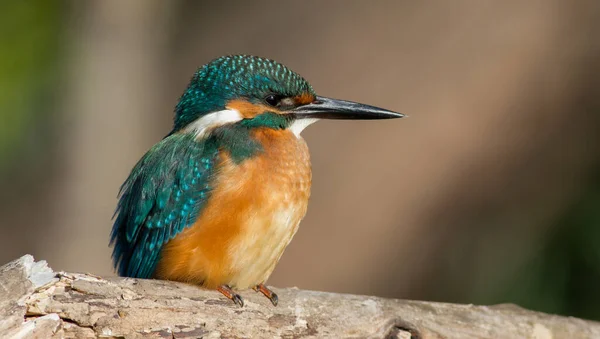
[[110, 133, 218, 278], [174, 55, 314, 131]]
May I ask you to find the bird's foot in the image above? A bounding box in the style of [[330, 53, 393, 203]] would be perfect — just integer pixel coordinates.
[[217, 285, 244, 307], [253, 283, 278, 306]]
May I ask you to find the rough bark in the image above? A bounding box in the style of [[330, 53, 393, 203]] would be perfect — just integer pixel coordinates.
[[1, 256, 599, 339]]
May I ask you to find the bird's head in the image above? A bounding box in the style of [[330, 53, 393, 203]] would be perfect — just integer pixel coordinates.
[[173, 55, 403, 137]]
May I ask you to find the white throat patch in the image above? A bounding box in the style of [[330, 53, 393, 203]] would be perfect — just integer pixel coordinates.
[[290, 118, 319, 137], [185, 109, 318, 139], [184, 109, 243, 139]]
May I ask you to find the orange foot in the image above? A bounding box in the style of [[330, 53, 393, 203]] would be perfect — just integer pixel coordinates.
[[217, 285, 244, 307], [253, 283, 278, 306]]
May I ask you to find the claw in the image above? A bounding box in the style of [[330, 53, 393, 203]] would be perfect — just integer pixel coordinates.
[[254, 283, 278, 306], [217, 285, 244, 307], [232, 293, 244, 307], [269, 292, 278, 306]]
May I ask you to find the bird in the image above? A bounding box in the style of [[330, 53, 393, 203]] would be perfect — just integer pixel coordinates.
[[110, 55, 404, 307]]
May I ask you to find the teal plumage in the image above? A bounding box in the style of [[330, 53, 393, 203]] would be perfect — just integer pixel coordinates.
[[174, 55, 314, 131], [110, 133, 218, 278]]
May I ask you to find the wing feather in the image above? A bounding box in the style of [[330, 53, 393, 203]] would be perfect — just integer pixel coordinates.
[[110, 133, 218, 278]]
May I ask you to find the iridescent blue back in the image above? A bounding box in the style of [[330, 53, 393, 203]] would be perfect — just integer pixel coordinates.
[[110, 134, 217, 278]]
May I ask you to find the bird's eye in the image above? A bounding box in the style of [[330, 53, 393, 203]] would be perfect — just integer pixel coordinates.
[[265, 94, 280, 107]]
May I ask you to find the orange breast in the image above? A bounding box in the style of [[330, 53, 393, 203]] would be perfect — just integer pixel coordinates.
[[154, 128, 311, 289]]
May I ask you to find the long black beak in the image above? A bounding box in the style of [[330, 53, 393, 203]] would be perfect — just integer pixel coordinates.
[[292, 96, 404, 120]]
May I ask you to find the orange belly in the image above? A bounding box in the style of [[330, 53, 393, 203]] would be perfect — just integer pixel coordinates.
[[154, 128, 311, 289]]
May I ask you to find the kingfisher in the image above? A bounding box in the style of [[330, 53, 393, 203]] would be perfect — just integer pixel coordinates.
[[110, 55, 403, 307]]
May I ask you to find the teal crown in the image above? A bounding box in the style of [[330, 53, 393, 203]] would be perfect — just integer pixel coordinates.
[[174, 55, 315, 131]]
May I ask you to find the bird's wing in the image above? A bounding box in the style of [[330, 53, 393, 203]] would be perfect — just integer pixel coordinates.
[[110, 133, 219, 278]]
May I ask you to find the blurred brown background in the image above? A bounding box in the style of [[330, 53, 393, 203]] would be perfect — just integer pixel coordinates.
[[2, 0, 600, 320]]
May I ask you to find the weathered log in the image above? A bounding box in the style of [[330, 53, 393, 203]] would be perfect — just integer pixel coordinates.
[[1, 255, 599, 338]]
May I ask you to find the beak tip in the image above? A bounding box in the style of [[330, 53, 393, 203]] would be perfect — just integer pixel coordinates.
[[380, 111, 405, 119]]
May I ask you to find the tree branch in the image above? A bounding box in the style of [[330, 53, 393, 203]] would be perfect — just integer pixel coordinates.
[[1, 255, 599, 338]]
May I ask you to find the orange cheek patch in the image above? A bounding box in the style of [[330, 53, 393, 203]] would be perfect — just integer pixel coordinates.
[[294, 93, 316, 105], [226, 99, 280, 118]]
